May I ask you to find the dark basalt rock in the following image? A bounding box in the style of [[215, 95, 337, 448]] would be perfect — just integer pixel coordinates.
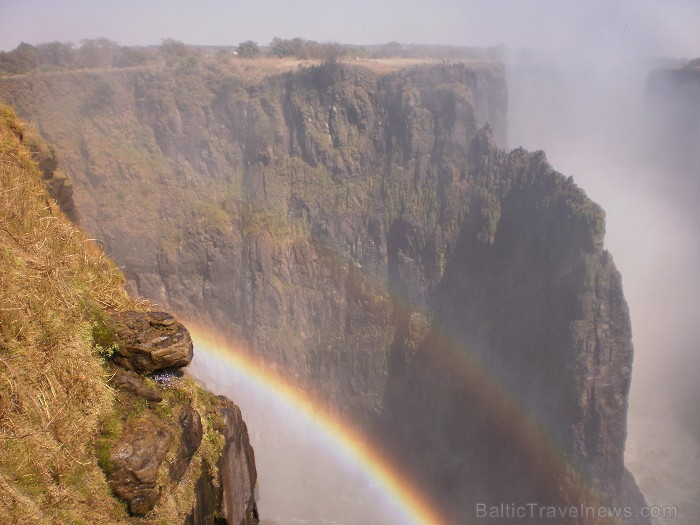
[[186, 397, 259, 525], [170, 403, 203, 482], [379, 138, 647, 523], [109, 311, 193, 373], [467, 123, 498, 164], [217, 397, 258, 525], [107, 413, 174, 515], [27, 138, 79, 223], [185, 469, 219, 525]]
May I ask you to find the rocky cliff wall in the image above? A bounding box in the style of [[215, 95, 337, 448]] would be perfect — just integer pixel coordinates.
[[0, 61, 645, 523], [380, 128, 647, 522], [0, 62, 508, 424]]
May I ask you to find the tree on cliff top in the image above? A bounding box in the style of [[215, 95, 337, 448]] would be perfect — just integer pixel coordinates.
[[238, 40, 261, 58], [316, 41, 346, 67]]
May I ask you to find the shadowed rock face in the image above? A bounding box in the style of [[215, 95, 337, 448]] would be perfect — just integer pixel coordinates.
[[380, 131, 648, 523], [0, 62, 645, 523], [171, 404, 204, 482], [110, 368, 163, 401], [185, 397, 258, 525], [187, 397, 259, 525], [28, 138, 79, 223]]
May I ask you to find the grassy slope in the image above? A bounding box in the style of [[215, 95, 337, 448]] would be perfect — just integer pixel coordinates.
[[0, 106, 225, 524]]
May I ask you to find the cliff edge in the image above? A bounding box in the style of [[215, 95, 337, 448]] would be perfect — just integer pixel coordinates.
[[0, 105, 258, 525]]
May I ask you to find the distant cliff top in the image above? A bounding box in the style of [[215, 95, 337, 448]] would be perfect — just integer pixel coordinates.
[[0, 38, 503, 80]]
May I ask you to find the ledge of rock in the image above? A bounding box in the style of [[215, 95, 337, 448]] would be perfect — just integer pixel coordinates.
[[109, 311, 194, 373], [170, 404, 203, 482], [98, 310, 258, 523], [217, 397, 258, 524]]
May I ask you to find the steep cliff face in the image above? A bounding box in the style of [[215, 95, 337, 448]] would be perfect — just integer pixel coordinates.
[[0, 62, 507, 424], [381, 129, 646, 522], [1, 60, 645, 522], [0, 105, 257, 525]]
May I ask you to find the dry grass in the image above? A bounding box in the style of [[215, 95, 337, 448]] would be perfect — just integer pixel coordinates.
[[209, 55, 500, 79], [0, 104, 142, 524], [0, 105, 226, 524]]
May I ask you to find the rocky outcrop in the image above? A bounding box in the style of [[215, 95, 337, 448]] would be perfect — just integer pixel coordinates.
[[108, 311, 194, 372], [172, 404, 204, 482], [101, 311, 258, 522], [217, 398, 258, 525], [32, 144, 78, 223], [187, 398, 259, 525], [107, 412, 175, 515], [380, 130, 647, 522], [0, 107, 79, 222], [24, 131, 79, 222]]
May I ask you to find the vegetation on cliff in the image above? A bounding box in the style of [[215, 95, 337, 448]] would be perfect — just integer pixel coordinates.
[[0, 105, 257, 524], [0, 39, 504, 77]]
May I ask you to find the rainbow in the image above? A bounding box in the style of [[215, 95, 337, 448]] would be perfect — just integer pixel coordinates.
[[186, 324, 449, 525]]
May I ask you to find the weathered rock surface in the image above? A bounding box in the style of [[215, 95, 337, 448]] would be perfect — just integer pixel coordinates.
[[32, 145, 78, 223], [217, 397, 258, 525], [109, 310, 194, 372], [170, 403, 203, 482], [380, 130, 646, 522], [186, 397, 259, 525], [107, 412, 174, 515]]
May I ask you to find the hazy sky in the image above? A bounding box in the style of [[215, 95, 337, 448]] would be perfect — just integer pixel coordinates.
[[1, 0, 698, 57]]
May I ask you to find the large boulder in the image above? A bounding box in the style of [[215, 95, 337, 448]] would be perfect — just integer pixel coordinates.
[[109, 311, 193, 372], [104, 400, 205, 516]]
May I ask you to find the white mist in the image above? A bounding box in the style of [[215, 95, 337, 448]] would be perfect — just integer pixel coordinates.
[[506, 47, 700, 524]]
